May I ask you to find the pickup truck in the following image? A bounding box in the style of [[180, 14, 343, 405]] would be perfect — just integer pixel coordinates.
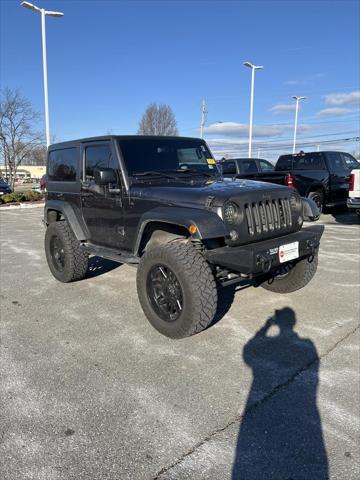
[[348, 169, 360, 215], [224, 151, 360, 213]]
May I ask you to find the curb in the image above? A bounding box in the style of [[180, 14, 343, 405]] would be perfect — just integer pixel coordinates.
[[0, 202, 45, 211]]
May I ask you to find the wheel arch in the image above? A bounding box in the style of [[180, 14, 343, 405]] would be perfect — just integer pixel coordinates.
[[133, 206, 228, 256], [306, 184, 325, 198], [44, 200, 88, 241]]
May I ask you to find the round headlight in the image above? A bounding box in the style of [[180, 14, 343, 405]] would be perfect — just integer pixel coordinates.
[[223, 202, 239, 224]]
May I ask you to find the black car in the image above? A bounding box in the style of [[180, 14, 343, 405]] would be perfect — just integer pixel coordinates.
[[0, 177, 12, 195], [221, 158, 274, 178], [43, 136, 323, 339]]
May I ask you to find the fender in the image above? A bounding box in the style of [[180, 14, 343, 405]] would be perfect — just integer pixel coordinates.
[[301, 197, 320, 222], [134, 206, 228, 254], [44, 200, 88, 241]]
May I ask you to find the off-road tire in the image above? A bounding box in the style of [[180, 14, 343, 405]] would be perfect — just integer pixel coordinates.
[[308, 190, 324, 216], [45, 221, 88, 282], [258, 254, 318, 294], [137, 241, 217, 338]]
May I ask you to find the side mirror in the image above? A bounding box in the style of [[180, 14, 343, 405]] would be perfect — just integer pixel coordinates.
[[94, 168, 116, 185]]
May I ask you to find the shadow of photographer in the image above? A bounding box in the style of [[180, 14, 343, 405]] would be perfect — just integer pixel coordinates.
[[232, 307, 328, 480]]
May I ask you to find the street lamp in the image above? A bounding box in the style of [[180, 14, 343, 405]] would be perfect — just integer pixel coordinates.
[[21, 1, 64, 147], [243, 61, 263, 157], [292, 95, 306, 154]]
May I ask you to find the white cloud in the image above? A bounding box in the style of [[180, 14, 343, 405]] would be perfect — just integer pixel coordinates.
[[316, 107, 354, 117], [203, 122, 310, 138], [323, 91, 360, 107], [270, 103, 296, 115], [283, 73, 325, 86]]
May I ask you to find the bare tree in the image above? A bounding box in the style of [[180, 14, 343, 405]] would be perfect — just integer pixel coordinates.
[[26, 144, 47, 166], [0, 88, 43, 188], [137, 102, 178, 136]]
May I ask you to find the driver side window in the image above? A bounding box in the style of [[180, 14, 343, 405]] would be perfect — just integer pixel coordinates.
[[84, 144, 114, 181]]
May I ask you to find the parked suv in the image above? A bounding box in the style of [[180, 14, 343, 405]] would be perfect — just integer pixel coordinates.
[[43, 136, 323, 338]]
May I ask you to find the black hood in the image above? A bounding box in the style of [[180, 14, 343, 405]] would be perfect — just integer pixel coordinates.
[[131, 178, 291, 208]]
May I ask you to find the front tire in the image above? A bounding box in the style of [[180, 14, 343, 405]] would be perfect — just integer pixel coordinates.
[[45, 221, 88, 283], [136, 241, 217, 338], [257, 254, 318, 293]]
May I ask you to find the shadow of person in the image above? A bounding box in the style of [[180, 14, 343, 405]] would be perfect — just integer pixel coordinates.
[[232, 307, 328, 480]]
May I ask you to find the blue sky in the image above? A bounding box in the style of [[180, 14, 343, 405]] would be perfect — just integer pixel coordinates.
[[1, 0, 359, 159]]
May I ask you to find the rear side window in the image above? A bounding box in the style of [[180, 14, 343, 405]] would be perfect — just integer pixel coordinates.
[[241, 160, 258, 174], [48, 148, 78, 181], [326, 152, 345, 173], [276, 153, 325, 171], [84, 144, 113, 180], [223, 161, 237, 174]]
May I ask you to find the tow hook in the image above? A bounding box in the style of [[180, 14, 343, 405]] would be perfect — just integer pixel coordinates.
[[256, 253, 272, 273], [306, 239, 318, 262]]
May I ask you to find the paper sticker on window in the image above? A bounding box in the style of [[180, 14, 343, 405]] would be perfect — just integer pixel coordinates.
[[207, 158, 216, 165]]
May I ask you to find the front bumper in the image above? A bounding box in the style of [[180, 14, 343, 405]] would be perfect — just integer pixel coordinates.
[[347, 197, 360, 210], [204, 225, 324, 276]]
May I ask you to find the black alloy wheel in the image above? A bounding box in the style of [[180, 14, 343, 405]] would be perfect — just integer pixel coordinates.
[[146, 264, 183, 322], [50, 235, 66, 272]]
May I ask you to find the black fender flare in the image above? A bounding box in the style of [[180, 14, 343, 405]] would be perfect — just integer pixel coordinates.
[[44, 200, 88, 241], [134, 206, 228, 254]]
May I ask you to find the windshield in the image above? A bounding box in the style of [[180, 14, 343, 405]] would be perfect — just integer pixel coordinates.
[[118, 138, 217, 176]]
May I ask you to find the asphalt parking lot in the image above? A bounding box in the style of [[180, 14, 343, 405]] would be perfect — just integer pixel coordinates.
[[1, 207, 359, 480]]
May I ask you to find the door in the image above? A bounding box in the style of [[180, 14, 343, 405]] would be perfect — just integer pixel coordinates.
[[325, 152, 350, 203], [81, 141, 125, 248]]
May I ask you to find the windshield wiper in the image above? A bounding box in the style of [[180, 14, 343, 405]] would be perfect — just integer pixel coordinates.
[[174, 168, 216, 178], [132, 171, 178, 180]]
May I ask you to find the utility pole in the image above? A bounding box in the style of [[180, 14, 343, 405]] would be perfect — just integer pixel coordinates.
[[200, 98, 208, 139], [292, 95, 306, 154]]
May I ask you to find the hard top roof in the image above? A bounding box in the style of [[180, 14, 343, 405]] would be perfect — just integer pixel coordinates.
[[49, 135, 204, 149]]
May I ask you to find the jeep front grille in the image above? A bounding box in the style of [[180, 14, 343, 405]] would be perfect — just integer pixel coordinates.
[[244, 198, 292, 236]]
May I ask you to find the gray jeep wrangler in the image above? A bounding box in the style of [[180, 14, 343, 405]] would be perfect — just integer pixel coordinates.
[[44, 135, 323, 338]]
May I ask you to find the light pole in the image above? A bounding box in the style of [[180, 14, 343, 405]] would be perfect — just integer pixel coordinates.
[[200, 98, 208, 139], [21, 2, 64, 147], [243, 61, 263, 158], [292, 95, 306, 154]]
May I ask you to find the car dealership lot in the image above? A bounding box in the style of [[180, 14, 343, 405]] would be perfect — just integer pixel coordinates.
[[1, 208, 359, 480]]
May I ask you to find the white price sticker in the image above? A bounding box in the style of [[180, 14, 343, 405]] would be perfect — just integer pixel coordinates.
[[279, 241, 299, 263]]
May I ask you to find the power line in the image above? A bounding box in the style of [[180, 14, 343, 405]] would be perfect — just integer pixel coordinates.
[[210, 136, 359, 154]]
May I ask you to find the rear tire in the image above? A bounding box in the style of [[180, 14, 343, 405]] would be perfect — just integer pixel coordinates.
[[45, 221, 88, 282], [137, 241, 217, 338], [308, 190, 324, 216], [258, 254, 318, 294]]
